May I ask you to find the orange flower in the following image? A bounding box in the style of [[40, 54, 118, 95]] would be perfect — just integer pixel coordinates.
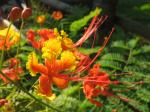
[[0, 58, 23, 83], [51, 11, 63, 20], [26, 15, 115, 101], [39, 75, 52, 96], [26, 28, 60, 49], [26, 28, 77, 97], [26, 52, 70, 97], [83, 64, 118, 107], [36, 15, 46, 25], [0, 26, 20, 50]]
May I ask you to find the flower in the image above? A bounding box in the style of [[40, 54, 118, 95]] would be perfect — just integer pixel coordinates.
[[51, 11, 63, 20], [26, 28, 80, 97], [26, 51, 73, 97], [26, 52, 39, 76], [26, 28, 62, 49], [26, 15, 115, 101], [36, 15, 46, 25], [42, 38, 62, 60], [0, 99, 8, 107], [0, 26, 20, 50], [83, 64, 118, 106], [0, 58, 23, 83]]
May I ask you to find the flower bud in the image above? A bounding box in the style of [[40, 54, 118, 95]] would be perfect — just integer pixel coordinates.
[[21, 8, 32, 19], [0, 99, 8, 106], [51, 11, 63, 20], [8, 7, 22, 21], [36, 15, 46, 25]]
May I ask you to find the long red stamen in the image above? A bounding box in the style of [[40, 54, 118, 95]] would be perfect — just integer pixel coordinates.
[[92, 31, 97, 48], [74, 16, 108, 47], [76, 27, 115, 73]]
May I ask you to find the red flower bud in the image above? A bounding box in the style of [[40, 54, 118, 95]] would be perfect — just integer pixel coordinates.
[[8, 7, 22, 21], [21, 8, 32, 19], [0, 99, 8, 106]]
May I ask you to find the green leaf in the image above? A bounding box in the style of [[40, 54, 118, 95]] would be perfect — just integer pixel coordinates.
[[136, 89, 150, 102], [133, 45, 150, 55], [79, 47, 100, 55], [98, 60, 123, 70], [111, 40, 129, 50], [101, 53, 125, 63], [127, 37, 140, 48], [62, 84, 81, 96], [70, 8, 101, 36], [20, 46, 34, 52], [50, 95, 79, 112]]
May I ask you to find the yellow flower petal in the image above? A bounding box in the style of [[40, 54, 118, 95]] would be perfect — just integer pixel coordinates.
[[26, 52, 38, 76], [42, 39, 62, 60], [61, 51, 76, 70], [62, 37, 74, 49], [61, 30, 68, 37]]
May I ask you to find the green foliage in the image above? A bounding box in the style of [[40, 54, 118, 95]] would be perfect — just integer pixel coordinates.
[[1, 1, 150, 112], [70, 8, 101, 36], [117, 0, 150, 25], [79, 47, 100, 55], [49, 95, 80, 112], [94, 37, 150, 112], [66, 5, 90, 21]]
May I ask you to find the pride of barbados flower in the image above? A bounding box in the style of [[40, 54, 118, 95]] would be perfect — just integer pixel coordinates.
[[0, 58, 23, 83], [36, 15, 46, 25], [0, 26, 20, 50], [83, 64, 119, 107], [26, 29, 77, 98], [51, 11, 63, 20], [26, 15, 115, 103]]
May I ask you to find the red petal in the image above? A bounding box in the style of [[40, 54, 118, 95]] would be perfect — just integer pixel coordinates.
[[52, 75, 68, 89], [39, 75, 52, 96]]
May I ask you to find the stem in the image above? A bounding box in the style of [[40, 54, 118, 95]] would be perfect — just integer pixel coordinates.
[[0, 70, 61, 112], [0, 23, 12, 69], [16, 19, 24, 57], [15, 19, 24, 75], [25, 100, 35, 108], [123, 49, 132, 70]]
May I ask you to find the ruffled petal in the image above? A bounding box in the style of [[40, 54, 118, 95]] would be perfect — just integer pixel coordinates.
[[39, 75, 52, 96], [52, 74, 68, 89]]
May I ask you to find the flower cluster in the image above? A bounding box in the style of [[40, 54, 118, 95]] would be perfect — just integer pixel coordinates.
[[26, 28, 78, 98], [0, 58, 23, 83], [0, 26, 20, 50], [83, 64, 119, 106], [26, 16, 116, 106]]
